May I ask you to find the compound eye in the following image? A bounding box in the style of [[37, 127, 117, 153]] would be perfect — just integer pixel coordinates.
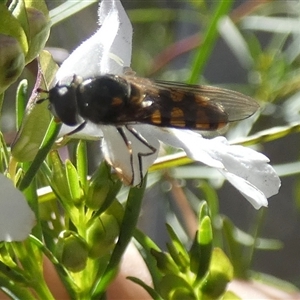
[[48, 85, 80, 126]]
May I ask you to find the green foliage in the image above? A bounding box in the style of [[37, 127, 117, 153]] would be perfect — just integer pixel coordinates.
[[0, 0, 50, 95], [0, 0, 300, 299], [133, 204, 234, 300]]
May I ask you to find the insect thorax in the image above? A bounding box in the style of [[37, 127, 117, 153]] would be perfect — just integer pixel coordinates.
[[76, 75, 136, 124]]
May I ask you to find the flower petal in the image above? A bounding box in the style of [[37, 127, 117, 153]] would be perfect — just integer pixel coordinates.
[[151, 127, 280, 208], [152, 128, 225, 168], [97, 0, 132, 74], [59, 122, 103, 140], [101, 125, 159, 186], [54, 0, 132, 85], [48, 0, 280, 210], [219, 170, 268, 209], [55, 0, 132, 139], [213, 140, 281, 198], [0, 174, 35, 241]]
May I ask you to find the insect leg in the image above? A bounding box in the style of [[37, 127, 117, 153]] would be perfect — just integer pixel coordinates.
[[116, 126, 135, 185], [125, 125, 157, 187], [65, 121, 87, 136]]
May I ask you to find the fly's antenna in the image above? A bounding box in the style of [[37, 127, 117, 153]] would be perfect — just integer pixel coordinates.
[[36, 87, 49, 104]]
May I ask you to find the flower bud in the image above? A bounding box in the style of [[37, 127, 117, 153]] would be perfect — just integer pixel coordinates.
[[159, 274, 195, 300], [105, 200, 124, 226], [0, 34, 25, 94], [86, 162, 119, 210], [55, 231, 89, 273], [86, 214, 120, 259], [0, 3, 28, 93], [200, 248, 233, 299], [86, 183, 111, 210], [170, 288, 195, 300]]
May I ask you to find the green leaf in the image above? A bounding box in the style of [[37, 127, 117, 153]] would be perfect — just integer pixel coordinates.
[[151, 249, 180, 275], [15, 79, 28, 131], [188, 0, 234, 83], [11, 0, 50, 63], [250, 271, 300, 294], [0, 260, 29, 285], [11, 50, 58, 162], [24, 0, 49, 16], [221, 215, 283, 278], [221, 216, 246, 278], [190, 216, 213, 283], [128, 8, 202, 24], [48, 151, 67, 194], [10, 0, 30, 42], [0, 264, 35, 300], [165, 224, 189, 272], [127, 276, 163, 300], [49, 0, 97, 25], [198, 201, 210, 221], [133, 229, 162, 289], [46, 151, 79, 224], [23, 177, 42, 239], [199, 216, 213, 245], [65, 159, 84, 206], [75, 140, 88, 192], [0, 93, 3, 123], [218, 16, 253, 70], [0, 132, 9, 172], [17, 118, 61, 191], [86, 162, 117, 211], [198, 182, 219, 220], [0, 3, 28, 53], [29, 235, 76, 298], [91, 179, 147, 299]]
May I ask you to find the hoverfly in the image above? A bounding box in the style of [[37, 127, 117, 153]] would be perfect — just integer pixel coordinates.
[[38, 74, 259, 185]]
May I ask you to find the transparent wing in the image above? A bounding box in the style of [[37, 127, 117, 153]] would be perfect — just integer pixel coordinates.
[[124, 76, 259, 130], [152, 80, 259, 122]]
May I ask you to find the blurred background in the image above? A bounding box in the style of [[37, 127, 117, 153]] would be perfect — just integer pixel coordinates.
[[5, 0, 300, 289]]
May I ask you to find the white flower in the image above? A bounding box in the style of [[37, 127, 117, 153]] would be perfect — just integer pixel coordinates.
[[0, 174, 35, 241], [152, 128, 280, 209], [54, 0, 280, 209]]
